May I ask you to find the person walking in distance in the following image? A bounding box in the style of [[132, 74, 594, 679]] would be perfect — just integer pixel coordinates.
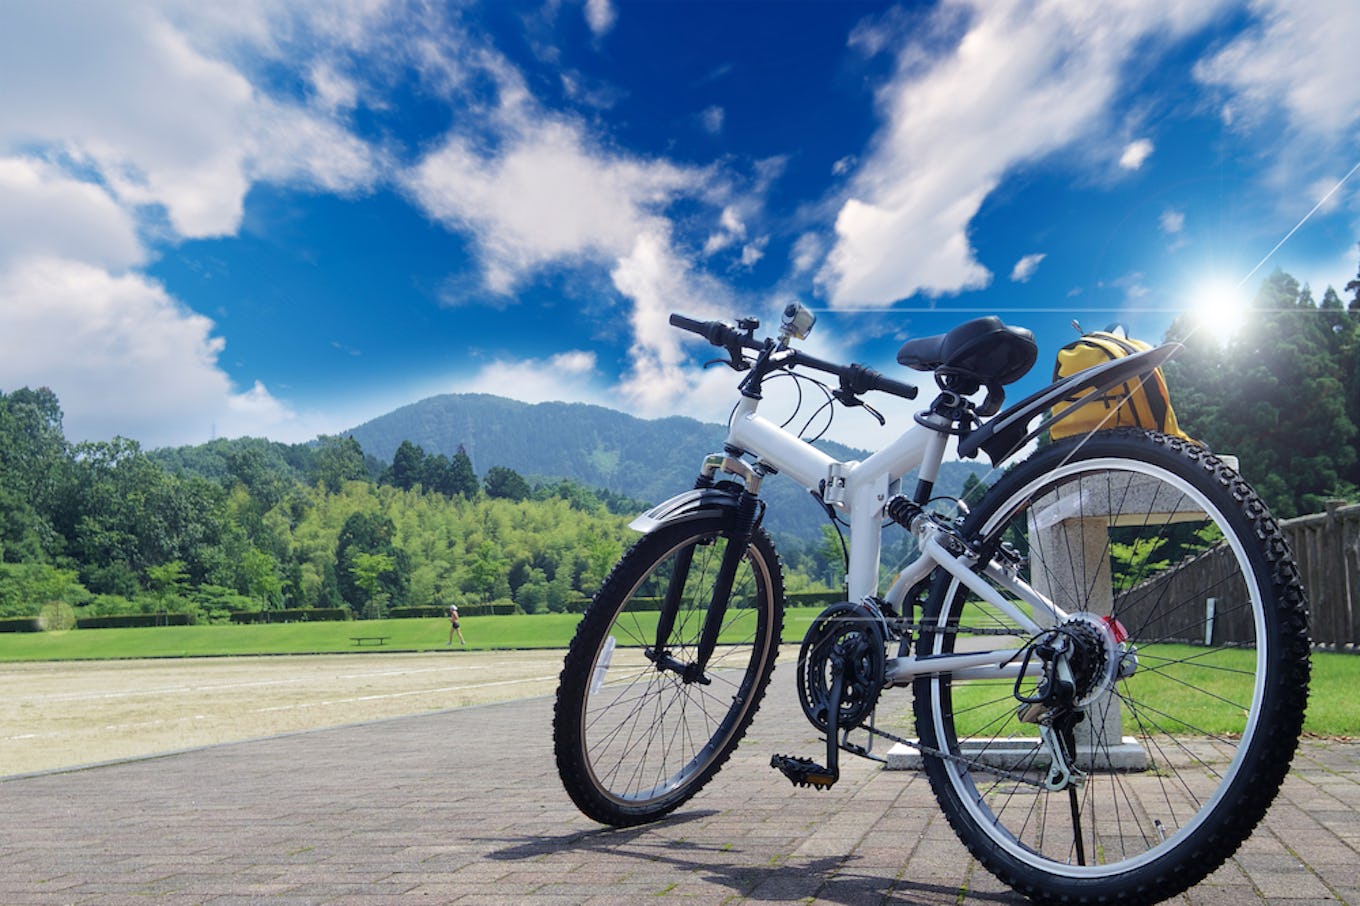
[[448, 603, 465, 646]]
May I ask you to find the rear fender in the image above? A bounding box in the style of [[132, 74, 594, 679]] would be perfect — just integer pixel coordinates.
[[957, 343, 1180, 466]]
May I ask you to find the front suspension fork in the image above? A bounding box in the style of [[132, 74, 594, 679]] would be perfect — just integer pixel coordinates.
[[648, 487, 762, 685]]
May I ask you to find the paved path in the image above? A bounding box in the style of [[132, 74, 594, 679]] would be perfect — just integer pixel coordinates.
[[2, 661, 1357, 904]]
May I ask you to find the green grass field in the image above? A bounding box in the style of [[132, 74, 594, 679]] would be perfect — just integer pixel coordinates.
[[0, 607, 829, 662], [1, 609, 1352, 735]]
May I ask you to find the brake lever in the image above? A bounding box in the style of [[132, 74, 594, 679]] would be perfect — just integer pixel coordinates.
[[832, 390, 886, 426], [704, 355, 751, 371]]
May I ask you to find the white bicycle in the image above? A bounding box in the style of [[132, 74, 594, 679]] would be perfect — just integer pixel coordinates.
[[553, 305, 1310, 904]]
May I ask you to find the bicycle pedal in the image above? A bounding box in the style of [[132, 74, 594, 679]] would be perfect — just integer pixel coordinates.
[[770, 753, 838, 790]]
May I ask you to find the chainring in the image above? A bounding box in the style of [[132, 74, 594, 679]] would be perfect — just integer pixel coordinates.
[[796, 601, 887, 734]]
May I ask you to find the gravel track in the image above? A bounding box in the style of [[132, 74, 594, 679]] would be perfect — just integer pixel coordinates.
[[1, 650, 567, 777]]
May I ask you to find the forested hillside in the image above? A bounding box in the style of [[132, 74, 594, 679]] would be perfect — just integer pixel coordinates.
[[341, 392, 988, 540], [0, 402, 656, 624]]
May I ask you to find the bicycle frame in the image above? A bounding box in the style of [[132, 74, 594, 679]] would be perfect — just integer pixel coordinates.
[[721, 391, 1062, 685], [638, 314, 1182, 691]]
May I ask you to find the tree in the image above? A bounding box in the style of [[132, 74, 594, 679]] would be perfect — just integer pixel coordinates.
[[464, 541, 510, 602], [0, 562, 87, 618], [448, 446, 479, 499], [239, 548, 284, 608], [815, 523, 847, 590], [960, 472, 989, 508], [1165, 269, 1357, 516], [417, 446, 479, 499], [484, 466, 531, 501], [145, 560, 189, 613], [225, 445, 287, 512], [313, 435, 367, 493], [349, 551, 396, 620], [0, 387, 69, 563], [385, 440, 427, 491], [334, 511, 408, 615]]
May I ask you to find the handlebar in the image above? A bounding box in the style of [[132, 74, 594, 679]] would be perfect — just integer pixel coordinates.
[[668, 313, 762, 353], [668, 313, 918, 401]]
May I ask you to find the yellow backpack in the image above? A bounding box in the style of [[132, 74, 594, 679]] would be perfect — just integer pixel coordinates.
[[1049, 327, 1192, 441]]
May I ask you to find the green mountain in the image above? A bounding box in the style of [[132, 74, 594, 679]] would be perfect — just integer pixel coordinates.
[[343, 393, 987, 541]]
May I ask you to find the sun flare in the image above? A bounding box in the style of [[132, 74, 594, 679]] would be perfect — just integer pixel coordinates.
[[1186, 277, 1252, 338]]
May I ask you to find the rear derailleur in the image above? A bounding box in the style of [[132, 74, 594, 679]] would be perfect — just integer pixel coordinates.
[[1015, 627, 1090, 791]]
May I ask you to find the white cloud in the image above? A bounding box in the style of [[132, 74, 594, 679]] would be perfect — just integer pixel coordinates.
[[0, 157, 144, 273], [700, 105, 725, 135], [550, 350, 598, 375], [0, 1, 396, 448], [818, 0, 1233, 308], [0, 257, 297, 446], [740, 240, 768, 268], [454, 349, 606, 406], [611, 232, 719, 411], [309, 62, 361, 112], [1160, 209, 1185, 234], [585, 0, 617, 38], [0, 1, 383, 239], [405, 117, 704, 293], [1119, 138, 1154, 170], [790, 233, 824, 275], [703, 206, 747, 256], [1010, 253, 1046, 283], [1196, 1, 1360, 141]]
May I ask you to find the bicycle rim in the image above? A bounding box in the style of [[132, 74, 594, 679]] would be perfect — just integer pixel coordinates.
[[572, 525, 780, 815], [916, 434, 1307, 893]]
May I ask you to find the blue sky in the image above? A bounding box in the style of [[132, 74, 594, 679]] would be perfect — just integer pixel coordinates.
[[2, 0, 1359, 453]]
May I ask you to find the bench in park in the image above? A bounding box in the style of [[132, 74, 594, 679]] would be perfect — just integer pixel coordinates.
[[350, 636, 390, 647]]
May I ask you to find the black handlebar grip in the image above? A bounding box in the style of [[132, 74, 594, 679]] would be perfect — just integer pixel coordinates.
[[872, 372, 919, 400], [669, 313, 734, 348], [669, 313, 708, 335], [847, 364, 919, 401]]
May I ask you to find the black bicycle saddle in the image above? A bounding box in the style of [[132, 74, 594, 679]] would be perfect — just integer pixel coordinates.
[[897, 316, 1037, 387]]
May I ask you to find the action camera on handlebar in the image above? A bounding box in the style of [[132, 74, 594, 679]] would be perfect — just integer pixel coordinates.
[[780, 302, 816, 342]]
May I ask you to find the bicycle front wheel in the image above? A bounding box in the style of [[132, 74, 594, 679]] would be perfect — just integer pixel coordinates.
[[553, 514, 784, 826], [914, 430, 1310, 904]]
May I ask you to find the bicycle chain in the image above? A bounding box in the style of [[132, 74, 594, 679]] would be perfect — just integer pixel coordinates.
[[858, 721, 1048, 790], [894, 622, 1028, 638], [865, 620, 1044, 789]]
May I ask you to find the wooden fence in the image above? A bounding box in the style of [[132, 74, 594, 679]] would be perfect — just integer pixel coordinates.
[[1115, 500, 1360, 650], [1279, 500, 1360, 649]]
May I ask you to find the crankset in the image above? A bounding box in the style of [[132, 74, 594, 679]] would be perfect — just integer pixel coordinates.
[[773, 602, 888, 791]]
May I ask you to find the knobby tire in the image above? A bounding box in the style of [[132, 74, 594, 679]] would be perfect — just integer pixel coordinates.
[[553, 514, 784, 826], [914, 430, 1310, 904]]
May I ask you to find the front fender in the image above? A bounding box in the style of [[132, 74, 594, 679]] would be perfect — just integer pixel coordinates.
[[629, 485, 746, 533]]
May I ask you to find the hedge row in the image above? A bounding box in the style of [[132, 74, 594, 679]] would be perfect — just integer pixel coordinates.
[[76, 613, 193, 629], [0, 592, 847, 634], [785, 592, 844, 608], [228, 608, 351, 624]]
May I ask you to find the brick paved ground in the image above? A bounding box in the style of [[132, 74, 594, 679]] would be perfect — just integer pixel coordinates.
[[2, 660, 1356, 904]]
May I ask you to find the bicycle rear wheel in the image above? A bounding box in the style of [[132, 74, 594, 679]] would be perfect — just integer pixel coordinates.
[[914, 430, 1310, 904], [553, 514, 784, 826]]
